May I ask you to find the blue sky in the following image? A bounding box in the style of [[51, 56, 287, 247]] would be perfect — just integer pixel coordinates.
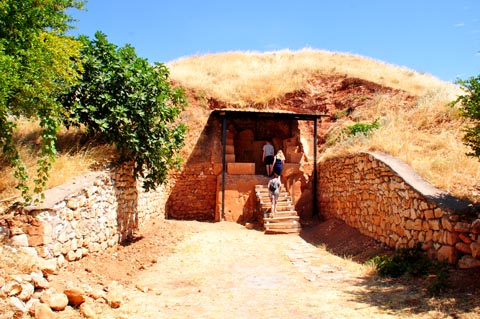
[[68, 0, 480, 83]]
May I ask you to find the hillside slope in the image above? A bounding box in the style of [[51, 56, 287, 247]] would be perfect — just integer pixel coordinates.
[[0, 49, 477, 207], [169, 49, 479, 205]]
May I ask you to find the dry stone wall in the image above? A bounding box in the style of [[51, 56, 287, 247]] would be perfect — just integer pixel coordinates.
[[318, 152, 480, 268], [5, 162, 169, 266]]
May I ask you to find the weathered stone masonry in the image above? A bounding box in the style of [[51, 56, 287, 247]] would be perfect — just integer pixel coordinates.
[[6, 162, 170, 266], [318, 152, 480, 268], [166, 163, 218, 221]]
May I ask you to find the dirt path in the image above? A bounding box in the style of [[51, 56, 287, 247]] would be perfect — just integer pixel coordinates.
[[121, 222, 374, 319], [52, 219, 479, 319]]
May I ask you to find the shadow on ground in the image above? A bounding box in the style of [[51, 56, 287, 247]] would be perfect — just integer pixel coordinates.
[[299, 217, 480, 317]]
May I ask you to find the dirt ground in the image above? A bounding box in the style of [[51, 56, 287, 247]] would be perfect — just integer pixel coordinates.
[[44, 217, 480, 319]]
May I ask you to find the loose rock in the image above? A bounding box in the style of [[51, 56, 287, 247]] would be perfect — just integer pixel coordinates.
[[34, 302, 55, 319], [105, 287, 123, 308], [46, 292, 69, 311], [79, 302, 97, 318], [64, 287, 86, 307]]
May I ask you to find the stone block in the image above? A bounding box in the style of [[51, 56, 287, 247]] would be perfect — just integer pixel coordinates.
[[227, 163, 255, 175], [10, 234, 29, 247], [459, 233, 472, 244], [437, 245, 458, 264], [283, 137, 298, 148], [28, 234, 52, 247], [282, 163, 301, 176], [225, 144, 235, 154], [455, 242, 472, 254], [213, 163, 223, 175], [443, 230, 459, 245], [472, 219, 480, 234], [458, 255, 480, 269], [225, 154, 235, 163], [288, 152, 304, 163], [454, 222, 471, 233], [471, 242, 480, 259], [441, 216, 454, 231], [236, 129, 253, 141]]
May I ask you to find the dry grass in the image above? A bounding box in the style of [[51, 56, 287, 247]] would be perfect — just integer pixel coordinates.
[[0, 246, 37, 275], [0, 118, 117, 206], [169, 48, 479, 203], [319, 90, 480, 202], [168, 48, 459, 106]]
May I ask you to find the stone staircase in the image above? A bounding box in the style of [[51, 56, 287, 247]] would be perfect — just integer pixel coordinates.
[[255, 184, 301, 234]]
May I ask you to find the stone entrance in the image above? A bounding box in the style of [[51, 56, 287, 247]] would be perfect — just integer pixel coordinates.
[[213, 109, 328, 223]]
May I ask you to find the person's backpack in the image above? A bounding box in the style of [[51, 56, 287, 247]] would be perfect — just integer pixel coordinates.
[[269, 178, 279, 192]]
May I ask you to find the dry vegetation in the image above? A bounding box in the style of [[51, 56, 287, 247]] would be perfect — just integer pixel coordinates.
[[169, 48, 480, 204], [168, 48, 458, 105], [0, 119, 117, 207], [1, 48, 479, 205]]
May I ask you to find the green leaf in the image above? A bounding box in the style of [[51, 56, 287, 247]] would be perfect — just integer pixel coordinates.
[[60, 32, 187, 190]]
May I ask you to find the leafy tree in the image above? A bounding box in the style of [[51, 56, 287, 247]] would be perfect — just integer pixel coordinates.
[[0, 0, 85, 201], [62, 32, 187, 191], [454, 75, 480, 158]]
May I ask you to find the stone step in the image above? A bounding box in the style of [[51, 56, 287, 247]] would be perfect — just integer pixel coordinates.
[[257, 192, 291, 199], [264, 222, 301, 229], [264, 221, 301, 234], [259, 200, 292, 207], [260, 208, 296, 216], [259, 198, 291, 204], [268, 210, 298, 217], [256, 185, 287, 190], [265, 227, 301, 234], [263, 214, 300, 224], [255, 183, 301, 235], [262, 206, 298, 216], [255, 186, 287, 192], [256, 191, 288, 198], [260, 208, 295, 215], [259, 198, 292, 204]]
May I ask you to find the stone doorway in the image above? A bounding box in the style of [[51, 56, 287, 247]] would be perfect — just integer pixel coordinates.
[[224, 116, 302, 175], [213, 109, 328, 222]]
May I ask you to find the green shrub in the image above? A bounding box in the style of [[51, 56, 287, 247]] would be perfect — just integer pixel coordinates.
[[370, 243, 431, 278], [427, 260, 450, 296], [368, 243, 450, 295], [369, 254, 405, 278], [61, 32, 187, 191], [345, 118, 380, 136]]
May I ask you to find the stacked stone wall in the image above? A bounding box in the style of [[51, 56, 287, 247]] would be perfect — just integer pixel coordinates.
[[5, 162, 170, 266], [318, 152, 480, 268]]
